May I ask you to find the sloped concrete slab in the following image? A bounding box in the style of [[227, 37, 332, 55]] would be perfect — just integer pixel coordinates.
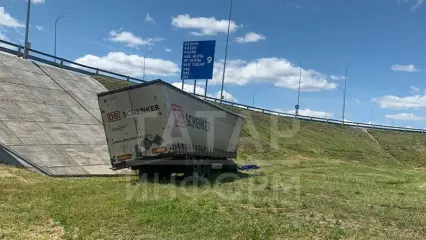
[[37, 122, 84, 145], [0, 121, 22, 145], [70, 106, 101, 125], [0, 100, 25, 120], [49, 166, 88, 176], [0, 82, 41, 103], [46, 105, 84, 124], [0, 67, 21, 84], [89, 144, 111, 163], [87, 108, 103, 122], [17, 102, 54, 122], [0, 53, 133, 176], [62, 145, 106, 166], [68, 124, 105, 145], [13, 145, 76, 167], [83, 165, 116, 175], [3, 121, 56, 145]]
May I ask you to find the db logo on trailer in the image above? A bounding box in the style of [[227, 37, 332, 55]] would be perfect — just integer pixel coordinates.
[[107, 111, 121, 122], [171, 104, 185, 127]]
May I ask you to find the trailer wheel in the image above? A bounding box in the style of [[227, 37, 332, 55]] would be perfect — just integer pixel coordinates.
[[184, 157, 196, 178], [185, 157, 206, 178], [202, 157, 212, 178], [198, 158, 206, 178]]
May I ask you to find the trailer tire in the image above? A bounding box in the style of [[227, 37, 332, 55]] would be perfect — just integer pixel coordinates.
[[202, 158, 212, 178], [198, 158, 206, 178], [184, 157, 207, 178], [184, 157, 195, 178]]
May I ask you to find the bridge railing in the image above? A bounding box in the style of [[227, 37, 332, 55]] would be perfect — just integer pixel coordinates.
[[0, 39, 424, 134]]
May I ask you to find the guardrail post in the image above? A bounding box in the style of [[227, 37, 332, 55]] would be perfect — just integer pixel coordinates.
[[127, 76, 130, 82], [96, 69, 99, 75], [17, 46, 22, 58], [60, 59, 63, 67]]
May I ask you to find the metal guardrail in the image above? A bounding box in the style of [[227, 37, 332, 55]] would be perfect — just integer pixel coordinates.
[[0, 39, 424, 134]]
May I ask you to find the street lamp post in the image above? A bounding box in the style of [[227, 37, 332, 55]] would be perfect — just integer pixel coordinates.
[[23, 0, 31, 59], [54, 13, 67, 62], [142, 49, 154, 81], [296, 62, 302, 115], [252, 89, 261, 106], [342, 64, 352, 125], [220, 0, 233, 103]]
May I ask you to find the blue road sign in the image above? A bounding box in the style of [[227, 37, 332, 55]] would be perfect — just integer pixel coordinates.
[[181, 40, 216, 80], [295, 104, 300, 110]]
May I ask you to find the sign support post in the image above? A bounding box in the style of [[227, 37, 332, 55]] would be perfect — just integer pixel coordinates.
[[194, 79, 197, 94], [204, 79, 208, 99]]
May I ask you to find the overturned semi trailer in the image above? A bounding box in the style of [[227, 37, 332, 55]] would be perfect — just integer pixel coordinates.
[[97, 79, 245, 178]]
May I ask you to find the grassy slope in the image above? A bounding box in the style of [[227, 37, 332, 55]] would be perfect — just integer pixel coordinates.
[[1, 162, 425, 239], [94, 75, 136, 90], [1, 77, 426, 239], [369, 130, 426, 167]]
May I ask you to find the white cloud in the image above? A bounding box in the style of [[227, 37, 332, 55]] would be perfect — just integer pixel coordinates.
[[355, 98, 361, 104], [385, 113, 424, 121], [282, 2, 302, 9], [372, 94, 426, 109], [213, 90, 237, 102], [210, 58, 337, 91], [397, 0, 424, 11], [276, 108, 332, 119], [109, 29, 163, 48], [171, 82, 237, 102], [0, 29, 12, 49], [412, 0, 425, 11], [145, 13, 155, 24], [0, 29, 8, 41], [0, 7, 25, 28], [171, 14, 240, 36], [410, 85, 420, 94], [172, 82, 206, 95], [164, 47, 172, 52], [30, 0, 46, 4], [391, 64, 418, 72], [36, 25, 43, 31], [330, 74, 345, 81], [75, 52, 179, 78], [234, 32, 265, 43]]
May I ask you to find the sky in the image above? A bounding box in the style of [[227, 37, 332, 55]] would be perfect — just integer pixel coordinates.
[[1, 0, 426, 128]]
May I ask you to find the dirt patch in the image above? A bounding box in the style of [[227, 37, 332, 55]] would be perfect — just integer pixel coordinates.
[[0, 167, 40, 184], [0, 219, 65, 240], [27, 219, 65, 240]]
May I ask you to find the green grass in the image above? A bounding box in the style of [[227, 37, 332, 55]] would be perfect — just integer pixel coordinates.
[[2, 76, 426, 239], [1, 161, 426, 239], [93, 75, 136, 90], [92, 75, 426, 167]]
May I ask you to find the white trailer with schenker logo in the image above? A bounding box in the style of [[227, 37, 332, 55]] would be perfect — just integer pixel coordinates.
[[97, 79, 246, 178]]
